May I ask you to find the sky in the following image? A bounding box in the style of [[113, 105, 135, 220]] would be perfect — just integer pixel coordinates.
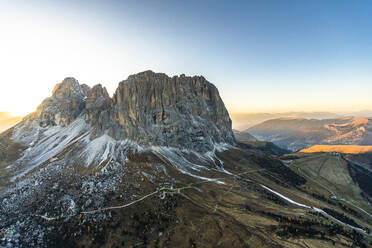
[[0, 0, 372, 116]]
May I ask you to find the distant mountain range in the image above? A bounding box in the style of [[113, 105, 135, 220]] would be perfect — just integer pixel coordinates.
[[233, 129, 290, 155], [230, 112, 340, 130], [0, 112, 22, 133], [232, 129, 257, 142], [231, 111, 372, 130], [248, 117, 372, 151]]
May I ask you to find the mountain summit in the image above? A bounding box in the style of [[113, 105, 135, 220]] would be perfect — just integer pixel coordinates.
[[30, 70, 235, 152]]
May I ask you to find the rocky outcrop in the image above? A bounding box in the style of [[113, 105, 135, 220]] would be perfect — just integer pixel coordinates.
[[85, 84, 111, 110], [35, 78, 89, 127], [85, 84, 112, 137], [19, 71, 235, 152], [109, 71, 235, 151]]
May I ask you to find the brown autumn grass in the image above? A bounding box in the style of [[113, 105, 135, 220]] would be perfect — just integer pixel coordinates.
[[300, 145, 372, 154]]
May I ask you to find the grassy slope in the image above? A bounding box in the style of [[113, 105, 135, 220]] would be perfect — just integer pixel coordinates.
[[238, 140, 290, 155], [300, 145, 372, 154], [0, 131, 26, 191], [285, 153, 372, 227]]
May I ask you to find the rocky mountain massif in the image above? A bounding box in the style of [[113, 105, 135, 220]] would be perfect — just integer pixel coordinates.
[[34, 71, 235, 152], [1, 71, 371, 247], [248, 117, 372, 151]]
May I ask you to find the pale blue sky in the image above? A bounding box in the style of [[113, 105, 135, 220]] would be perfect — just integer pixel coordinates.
[[0, 0, 371, 115]]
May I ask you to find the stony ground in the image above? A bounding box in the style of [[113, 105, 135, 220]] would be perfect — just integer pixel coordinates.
[[1, 146, 372, 247]]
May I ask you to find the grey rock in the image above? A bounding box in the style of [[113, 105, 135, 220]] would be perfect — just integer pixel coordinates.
[[13, 70, 236, 153], [35, 77, 88, 127], [85, 84, 112, 137], [108, 71, 235, 152]]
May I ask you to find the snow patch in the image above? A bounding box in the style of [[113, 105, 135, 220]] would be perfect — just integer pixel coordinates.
[[82, 134, 115, 166], [9, 117, 234, 185], [151, 146, 225, 184], [10, 119, 90, 182], [260, 184, 371, 235]]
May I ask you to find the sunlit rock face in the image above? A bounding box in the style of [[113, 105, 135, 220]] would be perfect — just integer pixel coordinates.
[[85, 84, 112, 138], [17, 71, 236, 153], [35, 77, 89, 127], [109, 71, 235, 152]]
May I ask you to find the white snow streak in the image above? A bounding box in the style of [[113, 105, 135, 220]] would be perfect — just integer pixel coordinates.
[[260, 184, 371, 236], [10, 119, 90, 182]]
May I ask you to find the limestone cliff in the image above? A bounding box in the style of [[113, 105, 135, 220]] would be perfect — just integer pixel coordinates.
[[17, 71, 235, 152]]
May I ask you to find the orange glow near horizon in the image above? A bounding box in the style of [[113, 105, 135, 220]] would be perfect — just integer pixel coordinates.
[[2, 85, 372, 118], [1, 2, 372, 118], [300, 145, 372, 154]]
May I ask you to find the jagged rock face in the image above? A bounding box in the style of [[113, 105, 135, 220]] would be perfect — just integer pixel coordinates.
[[110, 71, 235, 151], [35, 78, 89, 127], [85, 84, 112, 137], [85, 84, 111, 110], [22, 71, 235, 152]]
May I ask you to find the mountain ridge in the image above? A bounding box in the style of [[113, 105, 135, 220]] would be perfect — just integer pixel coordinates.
[[1, 70, 237, 186], [248, 117, 372, 151], [10, 70, 235, 153]]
